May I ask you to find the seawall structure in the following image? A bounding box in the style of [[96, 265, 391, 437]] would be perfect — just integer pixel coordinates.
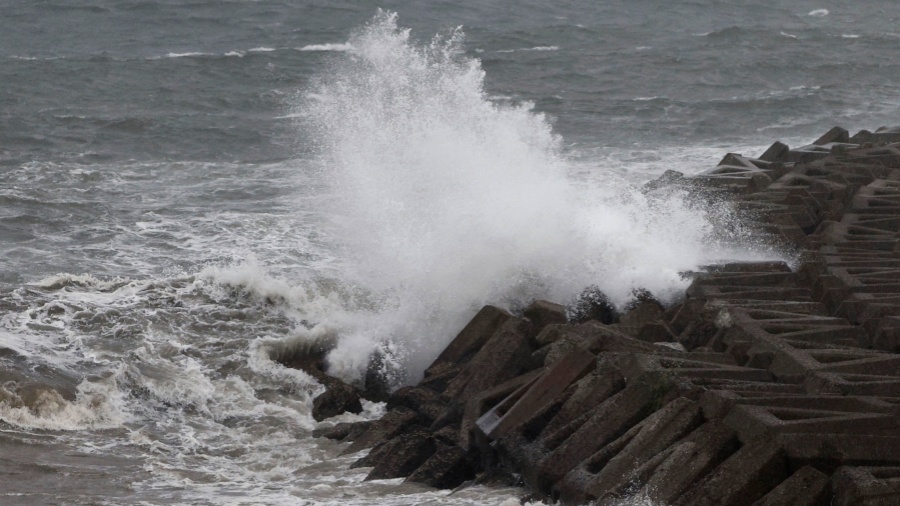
[[305, 126, 900, 505]]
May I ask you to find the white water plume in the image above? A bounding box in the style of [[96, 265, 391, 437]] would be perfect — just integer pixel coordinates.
[[299, 11, 780, 384]]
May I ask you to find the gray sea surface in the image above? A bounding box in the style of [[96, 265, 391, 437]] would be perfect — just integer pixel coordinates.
[[1, 1, 899, 504]]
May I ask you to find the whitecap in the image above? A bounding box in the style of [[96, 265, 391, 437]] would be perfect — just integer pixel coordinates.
[[297, 9, 785, 383], [165, 52, 208, 58], [497, 46, 559, 53], [297, 43, 354, 52], [780, 31, 799, 39], [841, 34, 860, 39], [808, 9, 829, 17]]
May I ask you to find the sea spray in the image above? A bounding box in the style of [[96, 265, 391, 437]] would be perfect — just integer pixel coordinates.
[[299, 10, 780, 385]]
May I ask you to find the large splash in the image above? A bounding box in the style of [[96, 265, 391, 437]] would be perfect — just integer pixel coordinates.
[[300, 11, 777, 384]]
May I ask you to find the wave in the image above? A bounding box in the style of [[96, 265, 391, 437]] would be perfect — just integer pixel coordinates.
[[296, 10, 782, 384], [496, 45, 559, 53], [298, 43, 354, 52]]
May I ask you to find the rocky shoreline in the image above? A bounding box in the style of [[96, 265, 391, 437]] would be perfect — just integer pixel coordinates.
[[295, 126, 900, 505]]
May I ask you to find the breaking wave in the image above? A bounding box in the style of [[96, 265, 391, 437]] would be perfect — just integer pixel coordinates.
[[297, 10, 780, 384]]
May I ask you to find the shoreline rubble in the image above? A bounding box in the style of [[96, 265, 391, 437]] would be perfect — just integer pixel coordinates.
[[302, 126, 900, 505]]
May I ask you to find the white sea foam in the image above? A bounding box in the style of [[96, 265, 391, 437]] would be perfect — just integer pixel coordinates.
[[497, 45, 559, 53], [0, 371, 129, 430], [299, 43, 355, 52], [808, 9, 830, 17], [165, 52, 208, 58], [297, 10, 784, 384]]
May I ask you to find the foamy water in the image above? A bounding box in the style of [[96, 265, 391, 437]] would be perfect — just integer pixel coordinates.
[[4, 1, 896, 503], [0, 11, 776, 505], [298, 11, 778, 383]]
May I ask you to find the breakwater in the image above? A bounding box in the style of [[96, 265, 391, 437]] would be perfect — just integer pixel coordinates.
[[302, 126, 900, 505]]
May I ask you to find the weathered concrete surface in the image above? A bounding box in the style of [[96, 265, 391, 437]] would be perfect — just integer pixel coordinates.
[[301, 128, 900, 504]]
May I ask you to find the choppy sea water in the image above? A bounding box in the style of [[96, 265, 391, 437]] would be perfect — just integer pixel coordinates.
[[1, 1, 899, 504]]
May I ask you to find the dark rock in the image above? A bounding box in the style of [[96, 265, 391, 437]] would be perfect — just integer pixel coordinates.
[[672, 434, 789, 506], [353, 425, 430, 469], [814, 126, 850, 146], [534, 371, 677, 492], [460, 368, 547, 451], [523, 300, 568, 340], [558, 397, 704, 504], [476, 350, 596, 441], [637, 321, 678, 343], [363, 348, 392, 403], [758, 141, 790, 162], [387, 385, 439, 410], [273, 337, 366, 422], [620, 289, 665, 338], [567, 287, 619, 324], [363, 427, 437, 481], [625, 421, 740, 506], [643, 169, 686, 192], [832, 466, 900, 506], [432, 425, 462, 447], [533, 324, 567, 348], [272, 339, 331, 378], [342, 407, 422, 455], [312, 420, 373, 442], [429, 305, 513, 369], [442, 317, 538, 407], [406, 446, 476, 489], [419, 362, 462, 393], [750, 466, 829, 506], [312, 381, 363, 422], [535, 321, 656, 366], [429, 403, 464, 432]]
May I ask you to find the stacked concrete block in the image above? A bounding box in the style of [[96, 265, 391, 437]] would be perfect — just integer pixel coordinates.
[[307, 127, 900, 504]]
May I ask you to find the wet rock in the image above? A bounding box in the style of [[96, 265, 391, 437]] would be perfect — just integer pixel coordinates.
[[832, 466, 900, 506], [758, 141, 790, 162], [673, 434, 789, 506], [751, 466, 829, 506], [419, 362, 462, 393], [523, 300, 568, 340], [643, 169, 686, 192], [362, 427, 437, 480], [386, 385, 440, 412], [432, 425, 462, 447], [274, 338, 365, 421], [349, 127, 900, 502], [312, 420, 373, 442], [363, 349, 392, 403], [312, 381, 363, 422], [566, 287, 619, 324], [429, 305, 513, 369], [561, 398, 704, 504], [533, 324, 567, 348], [406, 446, 475, 489], [342, 407, 422, 455], [387, 385, 448, 426], [534, 321, 655, 366], [619, 289, 665, 339], [814, 126, 850, 146], [442, 317, 538, 406]]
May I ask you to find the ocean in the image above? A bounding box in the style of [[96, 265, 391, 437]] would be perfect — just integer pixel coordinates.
[[1, 1, 899, 504]]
